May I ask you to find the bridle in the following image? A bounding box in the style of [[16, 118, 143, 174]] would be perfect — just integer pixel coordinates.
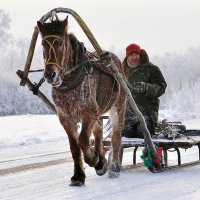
[[42, 34, 66, 72], [42, 34, 96, 76], [41, 33, 93, 91]]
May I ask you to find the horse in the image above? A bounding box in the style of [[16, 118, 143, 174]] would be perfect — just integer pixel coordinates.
[[37, 16, 126, 186]]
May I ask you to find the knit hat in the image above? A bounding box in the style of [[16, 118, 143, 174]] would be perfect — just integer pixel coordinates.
[[126, 43, 141, 57]]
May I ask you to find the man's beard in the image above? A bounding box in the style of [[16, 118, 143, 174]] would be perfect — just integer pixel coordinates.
[[127, 59, 139, 68]]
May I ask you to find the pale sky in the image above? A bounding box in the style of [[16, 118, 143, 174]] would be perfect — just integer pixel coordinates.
[[1, 0, 200, 57]]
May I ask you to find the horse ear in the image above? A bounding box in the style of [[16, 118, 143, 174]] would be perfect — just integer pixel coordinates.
[[37, 21, 43, 32], [63, 16, 68, 27], [62, 16, 68, 32]]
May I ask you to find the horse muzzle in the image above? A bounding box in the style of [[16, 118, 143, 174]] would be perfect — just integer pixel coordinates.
[[44, 71, 56, 82]]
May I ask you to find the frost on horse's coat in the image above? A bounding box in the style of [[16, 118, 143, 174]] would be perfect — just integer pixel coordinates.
[[37, 16, 126, 186]]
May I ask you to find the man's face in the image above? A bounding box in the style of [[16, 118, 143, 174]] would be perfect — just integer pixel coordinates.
[[127, 52, 140, 67]]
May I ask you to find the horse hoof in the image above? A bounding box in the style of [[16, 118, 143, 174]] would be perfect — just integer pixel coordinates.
[[84, 150, 99, 167], [69, 180, 84, 187], [95, 155, 108, 176], [95, 162, 108, 176], [108, 171, 120, 179], [108, 161, 120, 178]]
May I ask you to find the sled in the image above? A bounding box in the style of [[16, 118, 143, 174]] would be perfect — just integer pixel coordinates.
[[94, 116, 200, 169]]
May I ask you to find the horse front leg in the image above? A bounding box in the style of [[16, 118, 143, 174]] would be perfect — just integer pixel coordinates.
[[59, 116, 85, 186], [108, 102, 126, 178], [78, 118, 100, 169]]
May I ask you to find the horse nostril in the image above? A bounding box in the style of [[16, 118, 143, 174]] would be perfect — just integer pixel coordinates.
[[44, 72, 56, 80], [51, 72, 56, 79]]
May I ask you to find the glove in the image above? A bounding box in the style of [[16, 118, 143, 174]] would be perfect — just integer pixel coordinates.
[[131, 82, 146, 93]]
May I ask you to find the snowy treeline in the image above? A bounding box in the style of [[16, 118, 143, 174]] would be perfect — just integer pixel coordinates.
[[152, 48, 200, 119], [0, 9, 52, 116], [0, 9, 200, 119]]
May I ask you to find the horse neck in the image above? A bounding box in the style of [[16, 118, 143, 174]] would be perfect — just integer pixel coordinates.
[[63, 34, 89, 79], [64, 36, 74, 67], [62, 34, 82, 81]]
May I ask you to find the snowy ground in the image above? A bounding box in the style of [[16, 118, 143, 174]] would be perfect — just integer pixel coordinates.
[[1, 114, 200, 200]]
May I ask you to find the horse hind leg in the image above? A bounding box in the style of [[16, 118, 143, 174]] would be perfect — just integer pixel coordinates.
[[92, 120, 108, 176], [108, 103, 125, 178]]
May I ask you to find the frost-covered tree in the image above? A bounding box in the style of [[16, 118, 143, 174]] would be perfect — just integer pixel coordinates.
[[152, 47, 200, 119], [0, 9, 13, 52], [0, 9, 52, 116]]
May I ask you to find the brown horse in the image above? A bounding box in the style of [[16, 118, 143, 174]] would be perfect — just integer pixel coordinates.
[[37, 16, 126, 186]]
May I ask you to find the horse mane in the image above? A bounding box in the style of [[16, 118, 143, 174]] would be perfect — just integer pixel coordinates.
[[68, 33, 88, 65]]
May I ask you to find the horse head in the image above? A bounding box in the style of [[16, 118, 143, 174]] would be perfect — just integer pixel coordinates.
[[37, 17, 69, 87]]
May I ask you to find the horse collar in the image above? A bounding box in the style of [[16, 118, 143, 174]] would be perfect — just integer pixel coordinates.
[[58, 64, 91, 92]]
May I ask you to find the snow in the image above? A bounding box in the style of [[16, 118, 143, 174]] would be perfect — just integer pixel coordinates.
[[1, 114, 200, 200], [0, 115, 67, 149]]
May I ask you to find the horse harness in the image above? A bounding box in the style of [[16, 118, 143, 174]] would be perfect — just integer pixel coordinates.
[[32, 34, 117, 96], [58, 39, 115, 91]]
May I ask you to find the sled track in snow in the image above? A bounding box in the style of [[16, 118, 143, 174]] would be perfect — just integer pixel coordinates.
[[0, 158, 70, 176], [0, 150, 72, 176], [1, 150, 200, 176], [0, 150, 70, 164]]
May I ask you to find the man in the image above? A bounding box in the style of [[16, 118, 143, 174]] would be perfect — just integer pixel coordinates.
[[122, 43, 167, 138]]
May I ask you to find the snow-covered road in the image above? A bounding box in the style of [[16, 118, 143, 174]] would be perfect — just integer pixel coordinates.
[[1, 153, 200, 200], [1, 115, 200, 200]]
